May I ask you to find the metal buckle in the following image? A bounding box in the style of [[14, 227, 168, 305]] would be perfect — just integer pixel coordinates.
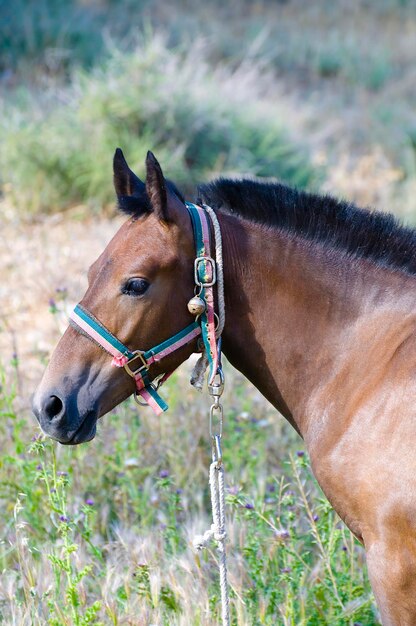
[[194, 256, 217, 287], [123, 350, 148, 377]]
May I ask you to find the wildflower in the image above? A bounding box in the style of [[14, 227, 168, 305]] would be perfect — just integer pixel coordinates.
[[281, 567, 291, 573], [159, 469, 169, 478], [227, 485, 240, 496], [313, 514, 319, 522], [296, 450, 305, 457], [36, 464, 42, 471], [85, 498, 94, 506], [49, 298, 57, 313], [244, 503, 254, 510], [274, 528, 290, 541], [59, 515, 69, 523], [57, 471, 68, 477]]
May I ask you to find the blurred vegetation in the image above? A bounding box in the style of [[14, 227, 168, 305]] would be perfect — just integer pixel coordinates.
[[1, 0, 415, 217], [0, 38, 316, 214]]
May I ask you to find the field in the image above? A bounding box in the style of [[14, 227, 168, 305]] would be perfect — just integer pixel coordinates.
[[1, 1, 415, 624]]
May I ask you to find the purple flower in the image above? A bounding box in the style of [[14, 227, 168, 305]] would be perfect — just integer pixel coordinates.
[[244, 503, 254, 510], [227, 485, 239, 496], [274, 528, 290, 541], [313, 514, 319, 522], [36, 464, 42, 471], [296, 450, 305, 457], [85, 498, 94, 506], [281, 567, 291, 573], [342, 545, 348, 552], [58, 471, 68, 477], [59, 515, 69, 523], [159, 470, 169, 478], [49, 298, 56, 308], [175, 488, 183, 495]]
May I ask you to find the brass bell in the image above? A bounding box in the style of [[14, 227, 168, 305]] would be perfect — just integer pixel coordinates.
[[187, 296, 206, 316]]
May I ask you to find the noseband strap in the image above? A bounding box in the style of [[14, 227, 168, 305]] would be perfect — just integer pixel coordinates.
[[69, 203, 222, 415]]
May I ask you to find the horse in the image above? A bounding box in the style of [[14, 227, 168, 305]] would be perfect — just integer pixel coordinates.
[[33, 148, 416, 625]]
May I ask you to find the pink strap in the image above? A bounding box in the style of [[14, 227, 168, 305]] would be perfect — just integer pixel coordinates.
[[70, 308, 126, 361]]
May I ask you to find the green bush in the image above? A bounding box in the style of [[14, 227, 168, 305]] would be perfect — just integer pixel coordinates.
[[0, 38, 318, 215]]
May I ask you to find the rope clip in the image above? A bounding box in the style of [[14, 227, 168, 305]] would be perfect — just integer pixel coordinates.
[[208, 368, 225, 407]]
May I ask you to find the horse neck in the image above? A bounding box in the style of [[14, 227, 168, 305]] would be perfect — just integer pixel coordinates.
[[218, 211, 416, 438]]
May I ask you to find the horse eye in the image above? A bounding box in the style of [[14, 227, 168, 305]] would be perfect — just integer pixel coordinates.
[[122, 278, 150, 297]]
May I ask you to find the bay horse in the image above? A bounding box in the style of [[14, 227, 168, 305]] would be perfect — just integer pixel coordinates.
[[33, 149, 416, 625]]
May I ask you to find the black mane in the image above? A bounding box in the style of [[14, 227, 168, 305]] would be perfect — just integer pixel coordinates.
[[198, 178, 416, 275]]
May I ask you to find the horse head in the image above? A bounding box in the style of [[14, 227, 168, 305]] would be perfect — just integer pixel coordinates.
[[33, 150, 198, 444]]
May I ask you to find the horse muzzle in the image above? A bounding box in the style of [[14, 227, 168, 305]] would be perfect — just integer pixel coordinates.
[[32, 388, 98, 445]]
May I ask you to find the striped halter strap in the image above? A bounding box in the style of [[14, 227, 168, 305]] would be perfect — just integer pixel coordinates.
[[69, 202, 221, 416]]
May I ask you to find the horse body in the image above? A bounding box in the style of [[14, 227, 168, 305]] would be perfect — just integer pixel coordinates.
[[219, 212, 416, 624], [33, 150, 416, 624]]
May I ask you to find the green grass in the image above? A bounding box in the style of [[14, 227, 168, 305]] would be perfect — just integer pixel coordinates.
[[0, 356, 379, 625]]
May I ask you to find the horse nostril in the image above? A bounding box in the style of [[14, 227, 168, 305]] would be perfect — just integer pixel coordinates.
[[44, 395, 65, 421]]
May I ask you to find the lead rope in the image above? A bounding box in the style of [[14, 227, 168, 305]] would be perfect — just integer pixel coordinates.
[[192, 206, 230, 626]]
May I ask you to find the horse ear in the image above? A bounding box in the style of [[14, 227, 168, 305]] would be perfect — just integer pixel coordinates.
[[113, 148, 145, 198], [145, 151, 169, 221]]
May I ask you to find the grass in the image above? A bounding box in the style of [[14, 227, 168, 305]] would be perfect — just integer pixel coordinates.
[[0, 351, 379, 625]]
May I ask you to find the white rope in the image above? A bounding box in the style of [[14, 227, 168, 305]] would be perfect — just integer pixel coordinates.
[[193, 461, 230, 626], [191, 205, 225, 390], [204, 205, 225, 337]]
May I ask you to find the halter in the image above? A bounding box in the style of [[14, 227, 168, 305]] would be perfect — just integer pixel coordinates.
[[69, 202, 222, 416]]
